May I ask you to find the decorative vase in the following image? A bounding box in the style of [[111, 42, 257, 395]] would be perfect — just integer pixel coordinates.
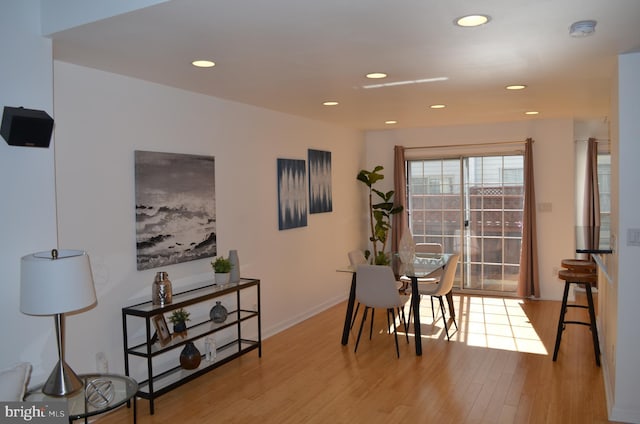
[[398, 226, 416, 276], [210, 301, 228, 323], [228, 250, 240, 283], [214, 272, 230, 285], [152, 271, 172, 306], [179, 342, 201, 370], [204, 336, 217, 362]]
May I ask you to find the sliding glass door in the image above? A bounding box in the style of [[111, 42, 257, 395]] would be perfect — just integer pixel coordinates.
[[407, 154, 524, 294]]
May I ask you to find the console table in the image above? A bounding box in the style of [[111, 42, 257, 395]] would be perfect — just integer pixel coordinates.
[[122, 278, 261, 414]]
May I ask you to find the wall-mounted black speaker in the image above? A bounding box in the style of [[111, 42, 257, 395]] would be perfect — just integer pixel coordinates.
[[1, 106, 54, 148]]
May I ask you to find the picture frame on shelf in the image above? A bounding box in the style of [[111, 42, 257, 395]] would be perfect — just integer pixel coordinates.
[[152, 314, 171, 346]]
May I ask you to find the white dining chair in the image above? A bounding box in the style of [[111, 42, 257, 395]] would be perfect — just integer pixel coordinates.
[[408, 254, 460, 340], [355, 264, 410, 358], [399, 242, 443, 318]]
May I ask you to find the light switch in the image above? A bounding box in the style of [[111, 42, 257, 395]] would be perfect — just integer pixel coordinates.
[[628, 228, 640, 247], [537, 202, 552, 212]]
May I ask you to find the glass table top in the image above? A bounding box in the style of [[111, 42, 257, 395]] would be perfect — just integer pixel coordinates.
[[26, 373, 137, 420]]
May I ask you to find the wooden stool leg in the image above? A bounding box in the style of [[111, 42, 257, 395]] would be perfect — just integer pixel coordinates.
[[584, 283, 601, 366], [553, 281, 571, 361]]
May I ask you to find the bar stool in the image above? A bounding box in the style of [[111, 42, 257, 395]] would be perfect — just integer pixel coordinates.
[[552, 264, 600, 366]]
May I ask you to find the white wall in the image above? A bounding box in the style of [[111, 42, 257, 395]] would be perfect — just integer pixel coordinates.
[[364, 119, 577, 300], [0, 0, 59, 383], [608, 51, 640, 423], [50, 61, 365, 378]]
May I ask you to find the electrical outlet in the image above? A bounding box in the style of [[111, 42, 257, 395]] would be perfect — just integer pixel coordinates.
[[96, 352, 108, 373], [610, 343, 615, 366]]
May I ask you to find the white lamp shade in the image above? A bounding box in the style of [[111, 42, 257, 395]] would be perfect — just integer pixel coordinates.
[[20, 249, 97, 315]]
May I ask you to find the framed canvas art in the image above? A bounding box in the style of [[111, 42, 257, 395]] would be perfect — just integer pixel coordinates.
[[308, 149, 332, 214], [135, 151, 216, 270], [277, 158, 308, 230]]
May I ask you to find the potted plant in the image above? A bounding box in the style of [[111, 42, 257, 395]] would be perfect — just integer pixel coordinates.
[[211, 256, 233, 284], [168, 308, 190, 337], [357, 166, 403, 265]]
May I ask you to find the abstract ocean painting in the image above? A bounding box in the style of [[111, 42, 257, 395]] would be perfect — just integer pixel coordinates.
[[135, 151, 216, 270], [277, 158, 307, 230], [308, 149, 332, 214]]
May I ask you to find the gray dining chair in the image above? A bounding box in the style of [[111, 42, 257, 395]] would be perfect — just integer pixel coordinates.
[[355, 264, 410, 358]]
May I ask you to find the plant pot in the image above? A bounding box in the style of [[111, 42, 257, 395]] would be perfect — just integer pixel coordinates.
[[215, 272, 230, 285], [179, 342, 201, 370], [173, 321, 187, 338]]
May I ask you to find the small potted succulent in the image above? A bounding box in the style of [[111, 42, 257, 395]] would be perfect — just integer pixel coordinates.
[[211, 256, 233, 285], [168, 308, 190, 338]]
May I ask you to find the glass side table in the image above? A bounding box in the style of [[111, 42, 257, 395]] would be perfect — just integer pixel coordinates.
[[26, 373, 137, 424]]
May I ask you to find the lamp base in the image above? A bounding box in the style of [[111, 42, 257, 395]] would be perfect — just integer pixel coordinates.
[[42, 359, 83, 396]]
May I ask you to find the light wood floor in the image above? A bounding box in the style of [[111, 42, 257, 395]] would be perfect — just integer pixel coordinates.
[[98, 293, 617, 424]]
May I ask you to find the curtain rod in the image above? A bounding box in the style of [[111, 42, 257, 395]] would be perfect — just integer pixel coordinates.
[[403, 139, 530, 151]]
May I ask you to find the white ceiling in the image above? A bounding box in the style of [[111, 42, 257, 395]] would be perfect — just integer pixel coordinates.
[[49, 0, 640, 131]]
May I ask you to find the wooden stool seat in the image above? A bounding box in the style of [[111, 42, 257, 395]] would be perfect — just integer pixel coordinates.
[[553, 268, 600, 366], [561, 258, 596, 272], [558, 269, 597, 283]]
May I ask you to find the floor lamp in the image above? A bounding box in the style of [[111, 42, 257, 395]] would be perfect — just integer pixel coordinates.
[[20, 249, 97, 396]]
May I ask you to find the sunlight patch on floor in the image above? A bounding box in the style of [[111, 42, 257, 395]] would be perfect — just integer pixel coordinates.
[[410, 295, 548, 355]]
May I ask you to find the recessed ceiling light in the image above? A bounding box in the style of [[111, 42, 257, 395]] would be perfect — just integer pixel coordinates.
[[430, 104, 446, 109], [366, 72, 388, 79], [192, 60, 215, 68], [525, 111, 539, 115], [569, 20, 597, 37], [385, 120, 398, 125], [455, 14, 491, 27], [323, 101, 339, 106], [506, 85, 527, 90]]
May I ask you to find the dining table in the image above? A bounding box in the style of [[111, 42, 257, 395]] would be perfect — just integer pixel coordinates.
[[339, 253, 452, 356]]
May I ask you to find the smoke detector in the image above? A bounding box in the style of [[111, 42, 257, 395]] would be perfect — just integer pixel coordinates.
[[569, 20, 597, 37]]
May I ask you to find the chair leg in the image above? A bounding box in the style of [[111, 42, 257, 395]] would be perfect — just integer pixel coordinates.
[[430, 296, 435, 321], [398, 307, 409, 343], [390, 308, 400, 358], [584, 283, 601, 366], [369, 308, 375, 340], [355, 307, 369, 353], [553, 282, 571, 361], [438, 296, 451, 340]]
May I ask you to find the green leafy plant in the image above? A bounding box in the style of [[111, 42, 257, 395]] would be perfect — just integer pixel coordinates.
[[211, 256, 233, 273], [357, 165, 403, 265], [168, 308, 190, 326]]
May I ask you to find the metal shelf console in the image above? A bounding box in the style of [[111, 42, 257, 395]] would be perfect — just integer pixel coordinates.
[[122, 278, 261, 414]]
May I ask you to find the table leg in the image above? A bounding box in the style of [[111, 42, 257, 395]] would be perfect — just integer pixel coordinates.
[[411, 276, 422, 355], [341, 272, 357, 345]]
